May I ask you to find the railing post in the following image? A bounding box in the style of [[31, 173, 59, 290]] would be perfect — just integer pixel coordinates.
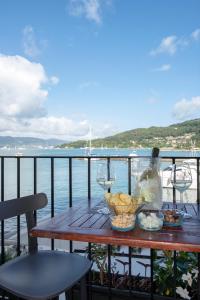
[[173, 251, 177, 298], [197, 158, 200, 205], [69, 157, 72, 208], [88, 157, 91, 201], [150, 249, 154, 300], [51, 157, 54, 250], [33, 157, 37, 222], [17, 157, 21, 256], [128, 246, 132, 295], [69, 157, 73, 253], [128, 157, 131, 195], [172, 158, 176, 204], [107, 244, 112, 300], [107, 157, 111, 193], [87, 156, 92, 293], [1, 157, 5, 264], [33, 157, 37, 194]]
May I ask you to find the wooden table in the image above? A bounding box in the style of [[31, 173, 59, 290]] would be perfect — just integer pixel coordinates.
[[30, 202, 200, 253]]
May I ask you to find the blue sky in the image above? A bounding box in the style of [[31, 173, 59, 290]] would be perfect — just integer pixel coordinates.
[[0, 0, 199, 140]]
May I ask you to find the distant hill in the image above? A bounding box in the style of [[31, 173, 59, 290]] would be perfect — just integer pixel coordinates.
[[60, 118, 200, 149], [0, 136, 66, 147]]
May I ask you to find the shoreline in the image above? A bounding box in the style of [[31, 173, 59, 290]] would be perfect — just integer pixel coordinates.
[[160, 147, 200, 151], [1, 146, 200, 153], [71, 147, 200, 152]]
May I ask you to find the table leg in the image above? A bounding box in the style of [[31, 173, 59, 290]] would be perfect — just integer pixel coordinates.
[[150, 249, 154, 300]]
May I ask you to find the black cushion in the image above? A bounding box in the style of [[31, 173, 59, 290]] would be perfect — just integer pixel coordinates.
[[0, 250, 91, 300]]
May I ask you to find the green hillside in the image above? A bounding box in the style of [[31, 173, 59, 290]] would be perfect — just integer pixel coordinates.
[[60, 118, 200, 149]]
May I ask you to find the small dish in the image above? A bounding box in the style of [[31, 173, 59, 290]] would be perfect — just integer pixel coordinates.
[[137, 210, 163, 231], [162, 209, 183, 227]]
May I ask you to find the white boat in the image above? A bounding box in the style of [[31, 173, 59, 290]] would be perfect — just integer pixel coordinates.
[[1, 146, 11, 150], [129, 150, 137, 157], [15, 152, 23, 157], [162, 159, 197, 190]]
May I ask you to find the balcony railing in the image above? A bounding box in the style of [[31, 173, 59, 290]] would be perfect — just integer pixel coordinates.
[[0, 154, 200, 300]]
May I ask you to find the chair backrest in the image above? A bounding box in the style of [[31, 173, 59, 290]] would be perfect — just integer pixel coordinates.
[[0, 193, 48, 253]]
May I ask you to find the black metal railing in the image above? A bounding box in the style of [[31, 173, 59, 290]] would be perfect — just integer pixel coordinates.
[[0, 155, 200, 300]]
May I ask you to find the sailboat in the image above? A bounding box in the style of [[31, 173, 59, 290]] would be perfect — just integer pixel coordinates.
[[84, 127, 99, 160]]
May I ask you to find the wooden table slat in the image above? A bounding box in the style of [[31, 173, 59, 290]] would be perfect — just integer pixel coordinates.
[[70, 213, 94, 227], [92, 214, 109, 229], [81, 213, 103, 228]]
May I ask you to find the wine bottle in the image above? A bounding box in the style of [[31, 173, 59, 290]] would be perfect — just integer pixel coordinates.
[[139, 147, 162, 209], [140, 147, 160, 181]]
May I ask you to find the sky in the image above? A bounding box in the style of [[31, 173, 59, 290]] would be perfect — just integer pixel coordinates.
[[0, 0, 200, 141]]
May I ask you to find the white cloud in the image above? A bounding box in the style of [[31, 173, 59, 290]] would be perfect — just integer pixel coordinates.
[[50, 76, 60, 85], [173, 96, 200, 120], [191, 28, 200, 41], [0, 54, 88, 139], [152, 64, 171, 72], [0, 54, 48, 118], [150, 35, 178, 56], [79, 81, 99, 89], [150, 28, 200, 56], [68, 0, 111, 24], [0, 116, 90, 140], [0, 53, 113, 140], [29, 117, 89, 137], [22, 26, 42, 57], [85, 0, 101, 23]]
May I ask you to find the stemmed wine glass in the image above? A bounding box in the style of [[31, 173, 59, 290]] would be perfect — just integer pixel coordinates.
[[96, 162, 116, 214], [170, 162, 192, 218], [131, 158, 141, 196]]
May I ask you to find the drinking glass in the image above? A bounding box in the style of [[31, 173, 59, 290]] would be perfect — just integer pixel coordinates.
[[170, 162, 192, 218], [96, 162, 116, 214]]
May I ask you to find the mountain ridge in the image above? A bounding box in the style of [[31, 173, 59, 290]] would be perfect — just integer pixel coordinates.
[[59, 118, 200, 149], [0, 136, 66, 147]]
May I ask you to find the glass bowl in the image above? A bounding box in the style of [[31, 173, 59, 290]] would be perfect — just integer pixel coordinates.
[[105, 192, 143, 215], [109, 205, 136, 231], [137, 210, 163, 231], [162, 209, 183, 227]]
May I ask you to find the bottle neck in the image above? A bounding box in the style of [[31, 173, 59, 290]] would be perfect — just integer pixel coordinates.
[[150, 148, 160, 170], [150, 157, 159, 171]]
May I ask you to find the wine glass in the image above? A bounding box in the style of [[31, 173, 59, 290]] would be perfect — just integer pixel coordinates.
[[131, 158, 141, 196], [170, 162, 192, 218], [96, 162, 116, 214]]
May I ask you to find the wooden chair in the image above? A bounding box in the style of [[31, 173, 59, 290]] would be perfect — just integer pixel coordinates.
[[0, 193, 91, 300]]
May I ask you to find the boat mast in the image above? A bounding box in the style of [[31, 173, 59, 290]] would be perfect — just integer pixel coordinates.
[[89, 125, 92, 155]]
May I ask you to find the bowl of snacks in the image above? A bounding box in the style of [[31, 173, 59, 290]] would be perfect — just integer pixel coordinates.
[[105, 192, 143, 213], [105, 192, 143, 231], [110, 207, 136, 231], [162, 209, 183, 227], [137, 210, 163, 231]]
